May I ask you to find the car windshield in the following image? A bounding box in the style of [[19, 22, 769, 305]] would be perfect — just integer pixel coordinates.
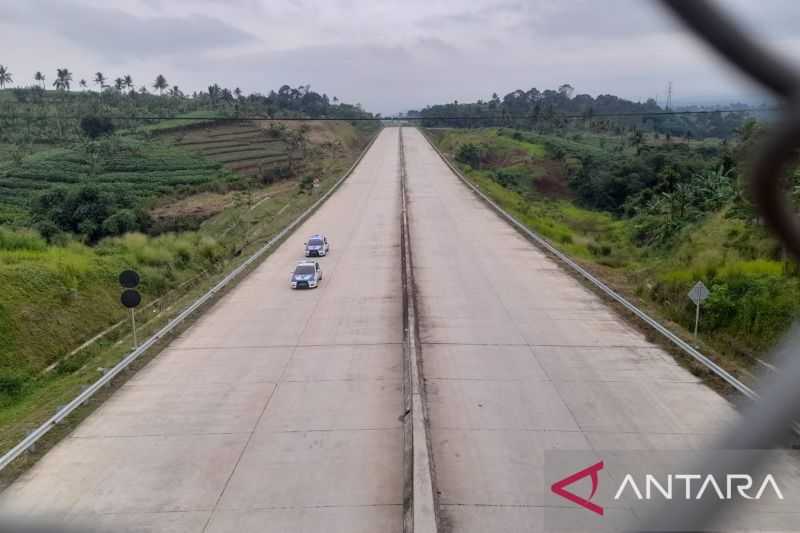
[[308, 239, 323, 246], [294, 265, 315, 276]]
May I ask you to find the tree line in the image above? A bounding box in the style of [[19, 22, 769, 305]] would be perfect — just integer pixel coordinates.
[[1, 65, 176, 95], [0, 63, 373, 145], [410, 84, 753, 139], [0, 63, 371, 120]]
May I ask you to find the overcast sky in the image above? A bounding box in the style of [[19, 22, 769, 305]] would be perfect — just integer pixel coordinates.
[[2, 0, 799, 114]]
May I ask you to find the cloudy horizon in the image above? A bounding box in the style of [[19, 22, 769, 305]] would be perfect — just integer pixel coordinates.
[[2, 0, 799, 114]]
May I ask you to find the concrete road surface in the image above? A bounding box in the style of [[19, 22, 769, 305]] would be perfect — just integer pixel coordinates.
[[0, 128, 405, 532], [0, 125, 785, 533], [402, 127, 742, 532]]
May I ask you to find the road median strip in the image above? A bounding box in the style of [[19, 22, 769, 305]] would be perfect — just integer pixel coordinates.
[[399, 127, 439, 533]]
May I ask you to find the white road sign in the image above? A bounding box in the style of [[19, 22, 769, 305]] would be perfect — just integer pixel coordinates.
[[688, 281, 710, 305]]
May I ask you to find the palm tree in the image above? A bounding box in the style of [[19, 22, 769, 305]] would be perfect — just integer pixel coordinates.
[[114, 77, 124, 92], [53, 68, 73, 91], [0, 65, 13, 88], [234, 87, 243, 99], [153, 74, 168, 95], [207, 84, 221, 105], [34, 71, 45, 89], [169, 85, 182, 98], [79, 79, 88, 91], [123, 74, 134, 91], [94, 72, 106, 90]]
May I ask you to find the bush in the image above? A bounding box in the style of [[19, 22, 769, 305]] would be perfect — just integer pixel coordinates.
[[79, 116, 115, 139], [32, 220, 62, 243], [0, 227, 47, 251], [101, 209, 139, 236], [261, 165, 292, 184], [197, 236, 223, 265], [298, 175, 314, 194], [0, 369, 32, 401], [455, 143, 482, 168], [32, 185, 154, 243]]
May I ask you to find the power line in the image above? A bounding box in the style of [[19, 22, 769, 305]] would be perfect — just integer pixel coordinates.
[[0, 108, 776, 122]]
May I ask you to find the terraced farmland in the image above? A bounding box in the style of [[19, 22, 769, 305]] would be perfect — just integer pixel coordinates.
[[168, 122, 292, 177], [0, 138, 233, 225]]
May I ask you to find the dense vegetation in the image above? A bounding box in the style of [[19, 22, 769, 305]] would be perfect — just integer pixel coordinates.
[[412, 84, 755, 139], [429, 122, 796, 371]]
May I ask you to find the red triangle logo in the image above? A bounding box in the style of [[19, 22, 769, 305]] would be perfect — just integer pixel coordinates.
[[551, 460, 604, 516]]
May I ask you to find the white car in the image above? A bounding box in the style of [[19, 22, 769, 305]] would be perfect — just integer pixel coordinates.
[[291, 261, 322, 289], [304, 234, 330, 257]]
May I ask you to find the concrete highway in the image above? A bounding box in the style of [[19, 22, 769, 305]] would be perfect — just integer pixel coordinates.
[[402, 127, 741, 532], [0, 128, 405, 532], [0, 127, 757, 532]]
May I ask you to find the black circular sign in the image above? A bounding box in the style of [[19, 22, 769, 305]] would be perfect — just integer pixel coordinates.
[[121, 289, 142, 309], [119, 270, 140, 288]]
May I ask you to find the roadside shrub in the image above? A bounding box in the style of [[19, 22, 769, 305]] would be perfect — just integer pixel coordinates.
[[588, 242, 612, 257], [32, 185, 154, 243], [32, 220, 62, 244], [0, 369, 33, 402], [717, 259, 783, 279], [298, 175, 315, 194], [260, 165, 291, 184], [455, 143, 482, 168], [0, 227, 47, 251], [101, 209, 140, 236], [197, 236, 223, 265], [135, 245, 175, 267]]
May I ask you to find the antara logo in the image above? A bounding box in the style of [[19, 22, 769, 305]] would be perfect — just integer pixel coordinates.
[[551, 461, 784, 516], [550, 460, 605, 516], [613, 473, 784, 501]]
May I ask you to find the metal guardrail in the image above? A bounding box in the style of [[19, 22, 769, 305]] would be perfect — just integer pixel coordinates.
[[0, 131, 380, 473], [637, 1, 800, 530]]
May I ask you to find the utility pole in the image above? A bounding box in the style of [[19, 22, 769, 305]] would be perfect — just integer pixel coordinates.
[[666, 82, 673, 111]]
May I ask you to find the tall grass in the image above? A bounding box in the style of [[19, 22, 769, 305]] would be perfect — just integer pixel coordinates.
[[0, 226, 225, 402]]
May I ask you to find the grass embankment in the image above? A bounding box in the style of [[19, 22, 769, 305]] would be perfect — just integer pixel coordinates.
[[0, 120, 377, 460], [427, 127, 797, 379]]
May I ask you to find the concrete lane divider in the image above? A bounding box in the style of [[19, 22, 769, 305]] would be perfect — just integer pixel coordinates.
[[399, 127, 439, 533], [0, 129, 382, 473]]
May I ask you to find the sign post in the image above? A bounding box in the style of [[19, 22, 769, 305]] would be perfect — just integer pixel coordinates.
[[130, 308, 137, 348], [119, 270, 142, 348], [688, 281, 710, 337]]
